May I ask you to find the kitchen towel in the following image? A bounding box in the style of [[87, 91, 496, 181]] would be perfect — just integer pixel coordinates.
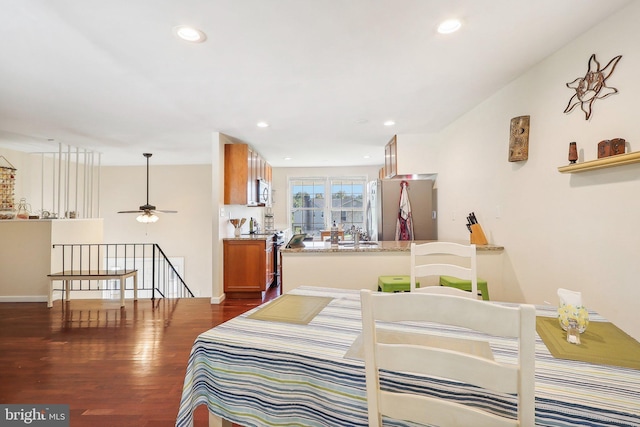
[[395, 180, 414, 240]]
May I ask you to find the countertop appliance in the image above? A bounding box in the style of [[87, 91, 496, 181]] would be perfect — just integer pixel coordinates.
[[366, 177, 437, 241]]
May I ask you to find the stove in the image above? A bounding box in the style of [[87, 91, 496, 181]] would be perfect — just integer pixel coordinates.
[[272, 231, 285, 287]]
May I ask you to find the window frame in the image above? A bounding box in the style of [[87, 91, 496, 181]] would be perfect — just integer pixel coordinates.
[[288, 176, 366, 239]]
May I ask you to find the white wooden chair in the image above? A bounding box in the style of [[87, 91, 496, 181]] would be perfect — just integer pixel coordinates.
[[360, 289, 536, 427], [411, 241, 477, 299]]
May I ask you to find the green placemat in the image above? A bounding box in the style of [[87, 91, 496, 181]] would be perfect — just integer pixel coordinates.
[[536, 316, 640, 370], [247, 294, 333, 325]]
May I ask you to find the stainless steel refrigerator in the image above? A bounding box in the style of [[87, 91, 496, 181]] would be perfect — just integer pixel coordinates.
[[366, 178, 437, 241]]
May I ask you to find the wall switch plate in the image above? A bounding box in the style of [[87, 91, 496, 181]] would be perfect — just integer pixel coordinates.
[[219, 207, 226, 217]]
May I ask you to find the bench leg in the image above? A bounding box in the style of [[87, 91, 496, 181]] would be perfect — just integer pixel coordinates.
[[65, 280, 71, 304], [120, 277, 125, 307], [133, 272, 138, 301]]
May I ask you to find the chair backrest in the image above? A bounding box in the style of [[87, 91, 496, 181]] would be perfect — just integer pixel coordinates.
[[360, 289, 536, 427], [416, 283, 476, 298], [410, 241, 477, 298]]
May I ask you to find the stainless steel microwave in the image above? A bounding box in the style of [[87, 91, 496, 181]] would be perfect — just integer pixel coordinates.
[[258, 179, 269, 204]]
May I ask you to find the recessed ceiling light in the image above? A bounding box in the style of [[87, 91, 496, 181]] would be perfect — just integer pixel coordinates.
[[283, 157, 292, 161], [384, 120, 395, 126], [173, 25, 207, 43], [437, 19, 462, 34], [256, 121, 269, 128], [363, 155, 371, 159]]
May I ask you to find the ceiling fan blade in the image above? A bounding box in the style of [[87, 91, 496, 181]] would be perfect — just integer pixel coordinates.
[[117, 210, 144, 214], [155, 209, 178, 213]]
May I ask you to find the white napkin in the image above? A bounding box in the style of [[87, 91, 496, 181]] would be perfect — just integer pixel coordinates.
[[557, 288, 582, 307]]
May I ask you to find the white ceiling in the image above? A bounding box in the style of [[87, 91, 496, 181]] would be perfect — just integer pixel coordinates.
[[0, 0, 632, 167]]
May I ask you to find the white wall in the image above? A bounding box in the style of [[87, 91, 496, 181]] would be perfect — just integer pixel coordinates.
[[100, 162, 213, 298], [0, 218, 103, 301], [420, 2, 640, 339], [395, 133, 440, 175]]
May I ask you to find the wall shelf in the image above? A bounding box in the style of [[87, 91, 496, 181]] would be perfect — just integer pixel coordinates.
[[558, 151, 640, 173]]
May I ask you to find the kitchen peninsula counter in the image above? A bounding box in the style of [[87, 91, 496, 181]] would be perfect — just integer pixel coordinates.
[[280, 240, 503, 253], [280, 240, 505, 299]]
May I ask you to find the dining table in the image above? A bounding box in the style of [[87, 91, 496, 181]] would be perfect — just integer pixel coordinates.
[[176, 286, 640, 427]]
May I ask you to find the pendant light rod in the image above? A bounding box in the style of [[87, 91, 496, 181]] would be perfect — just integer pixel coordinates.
[[143, 153, 152, 206]]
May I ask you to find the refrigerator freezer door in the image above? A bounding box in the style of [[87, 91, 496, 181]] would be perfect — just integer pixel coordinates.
[[378, 179, 436, 241]]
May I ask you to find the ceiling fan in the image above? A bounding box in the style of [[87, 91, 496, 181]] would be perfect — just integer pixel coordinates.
[[117, 153, 177, 223]]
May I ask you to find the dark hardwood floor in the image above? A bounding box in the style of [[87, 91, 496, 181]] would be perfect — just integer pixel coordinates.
[[0, 285, 281, 427]]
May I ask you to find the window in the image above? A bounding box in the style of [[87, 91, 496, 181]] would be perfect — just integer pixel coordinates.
[[290, 178, 325, 237], [290, 176, 366, 238], [330, 178, 364, 232]]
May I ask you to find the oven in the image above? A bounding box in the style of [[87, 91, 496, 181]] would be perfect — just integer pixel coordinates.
[[272, 231, 285, 287]]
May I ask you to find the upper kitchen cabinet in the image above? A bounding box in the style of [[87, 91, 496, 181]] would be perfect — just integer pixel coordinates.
[[383, 136, 397, 178], [383, 134, 440, 176], [224, 143, 272, 206]]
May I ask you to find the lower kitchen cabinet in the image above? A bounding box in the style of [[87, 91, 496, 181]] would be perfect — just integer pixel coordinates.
[[223, 239, 274, 298]]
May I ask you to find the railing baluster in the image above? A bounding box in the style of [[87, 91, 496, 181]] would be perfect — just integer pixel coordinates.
[[152, 245, 156, 301]]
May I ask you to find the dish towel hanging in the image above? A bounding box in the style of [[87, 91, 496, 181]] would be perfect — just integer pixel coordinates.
[[395, 180, 414, 241]]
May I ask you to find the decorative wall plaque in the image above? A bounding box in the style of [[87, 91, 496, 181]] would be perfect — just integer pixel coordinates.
[[599, 138, 626, 158], [610, 138, 626, 155], [508, 115, 530, 162], [598, 140, 611, 158], [564, 53, 622, 120]]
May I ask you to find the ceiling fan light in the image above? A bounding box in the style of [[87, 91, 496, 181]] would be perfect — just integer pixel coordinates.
[[137, 212, 159, 223]]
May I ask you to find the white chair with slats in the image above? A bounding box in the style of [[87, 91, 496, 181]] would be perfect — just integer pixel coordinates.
[[410, 241, 478, 299], [360, 289, 536, 427]]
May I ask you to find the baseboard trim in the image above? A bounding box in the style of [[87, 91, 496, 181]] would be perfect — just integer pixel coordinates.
[[210, 294, 226, 304], [0, 295, 48, 303]]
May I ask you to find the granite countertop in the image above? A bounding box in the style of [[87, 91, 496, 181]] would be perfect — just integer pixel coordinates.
[[280, 240, 504, 253], [223, 235, 273, 241]]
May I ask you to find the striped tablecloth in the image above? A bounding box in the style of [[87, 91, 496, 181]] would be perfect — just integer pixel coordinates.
[[176, 286, 640, 427]]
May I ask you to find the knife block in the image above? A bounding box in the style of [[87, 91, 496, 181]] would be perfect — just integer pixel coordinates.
[[470, 223, 488, 245]]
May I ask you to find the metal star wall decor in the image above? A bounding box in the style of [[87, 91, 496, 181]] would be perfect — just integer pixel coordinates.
[[564, 53, 622, 120]]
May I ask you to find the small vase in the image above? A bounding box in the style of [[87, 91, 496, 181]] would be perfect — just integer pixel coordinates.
[[568, 142, 578, 164], [558, 304, 589, 334], [16, 198, 30, 219]]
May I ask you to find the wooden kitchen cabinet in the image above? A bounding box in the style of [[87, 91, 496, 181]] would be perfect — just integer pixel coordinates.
[[223, 239, 274, 298], [384, 135, 397, 178], [224, 143, 272, 206]]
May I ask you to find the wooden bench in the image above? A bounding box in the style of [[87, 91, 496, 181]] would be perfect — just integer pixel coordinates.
[[47, 269, 138, 308]]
